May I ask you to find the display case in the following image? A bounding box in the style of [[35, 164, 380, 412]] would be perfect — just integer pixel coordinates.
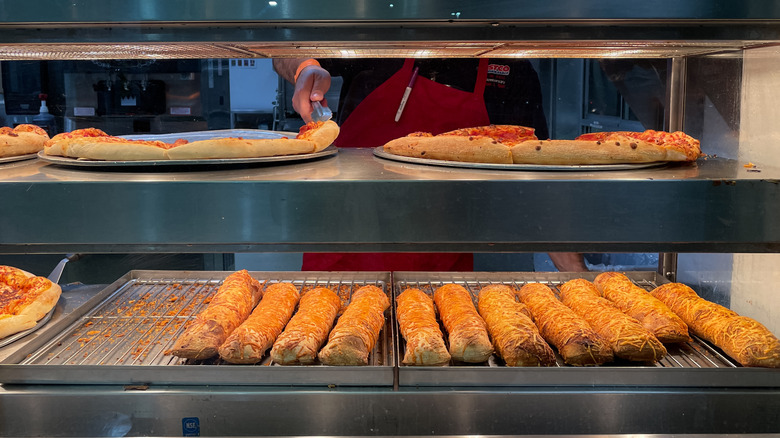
[[2, 1, 780, 436]]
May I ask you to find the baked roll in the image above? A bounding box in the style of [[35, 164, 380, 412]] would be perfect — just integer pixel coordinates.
[[559, 278, 666, 363], [517, 283, 613, 366], [594, 272, 690, 343], [218, 282, 300, 364], [318, 285, 390, 366], [433, 283, 493, 363], [477, 284, 556, 367], [396, 288, 451, 366], [651, 282, 780, 368], [170, 270, 263, 360], [270, 287, 340, 365]]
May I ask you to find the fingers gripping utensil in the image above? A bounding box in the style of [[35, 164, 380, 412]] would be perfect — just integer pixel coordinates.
[[311, 101, 333, 123], [0, 253, 80, 348]]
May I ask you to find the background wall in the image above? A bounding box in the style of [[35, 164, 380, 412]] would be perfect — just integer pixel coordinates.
[[731, 45, 780, 335]]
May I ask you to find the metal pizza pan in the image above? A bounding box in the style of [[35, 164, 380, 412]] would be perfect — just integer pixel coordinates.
[[0, 153, 39, 164], [37, 146, 337, 168], [36, 128, 337, 168], [373, 146, 668, 171]]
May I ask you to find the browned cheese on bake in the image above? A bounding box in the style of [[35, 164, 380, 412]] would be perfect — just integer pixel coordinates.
[[270, 287, 341, 365], [517, 283, 613, 366], [652, 282, 780, 368], [169, 270, 263, 360], [218, 282, 301, 364], [477, 284, 556, 366], [433, 283, 493, 363], [318, 285, 390, 366], [396, 288, 451, 366], [594, 272, 691, 343], [559, 279, 666, 363]]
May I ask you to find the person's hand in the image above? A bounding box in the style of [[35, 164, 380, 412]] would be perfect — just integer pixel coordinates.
[[548, 252, 589, 272], [293, 65, 331, 123]]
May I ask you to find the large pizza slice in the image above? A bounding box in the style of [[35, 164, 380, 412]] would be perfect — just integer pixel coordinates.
[[0, 124, 50, 158], [383, 124, 538, 164], [0, 265, 62, 339], [43, 120, 340, 161], [382, 124, 702, 165], [511, 130, 701, 164]]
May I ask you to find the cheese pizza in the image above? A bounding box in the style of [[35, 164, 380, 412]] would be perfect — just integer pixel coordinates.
[[511, 130, 701, 165], [0, 124, 50, 158], [0, 265, 62, 339], [43, 120, 340, 161], [382, 124, 702, 165], [383, 124, 537, 164]]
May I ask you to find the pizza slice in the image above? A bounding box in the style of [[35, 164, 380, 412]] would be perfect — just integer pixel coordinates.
[[576, 130, 702, 161], [166, 120, 339, 159], [44, 128, 186, 160], [383, 124, 538, 164], [511, 129, 702, 165], [0, 265, 62, 339], [43, 120, 340, 161], [0, 124, 50, 158]]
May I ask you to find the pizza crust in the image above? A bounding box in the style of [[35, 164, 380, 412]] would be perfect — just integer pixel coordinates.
[[0, 131, 49, 158], [382, 126, 700, 166], [43, 120, 341, 161], [168, 120, 340, 159], [300, 120, 340, 152], [167, 138, 315, 159], [511, 137, 675, 165], [45, 138, 168, 160], [0, 267, 62, 339], [383, 135, 513, 164]]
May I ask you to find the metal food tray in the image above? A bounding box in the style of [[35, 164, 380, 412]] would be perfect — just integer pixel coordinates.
[[0, 270, 395, 386], [392, 271, 780, 388], [373, 147, 668, 171], [0, 153, 38, 164]]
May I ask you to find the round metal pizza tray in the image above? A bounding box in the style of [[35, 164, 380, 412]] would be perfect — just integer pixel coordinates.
[[373, 147, 668, 171], [0, 153, 38, 164], [0, 306, 56, 348], [37, 147, 338, 168]]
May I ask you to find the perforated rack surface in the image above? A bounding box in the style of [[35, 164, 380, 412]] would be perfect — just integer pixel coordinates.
[[0, 270, 395, 386], [391, 271, 780, 388]]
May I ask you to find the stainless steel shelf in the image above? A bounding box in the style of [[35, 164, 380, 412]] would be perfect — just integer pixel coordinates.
[[4, 0, 780, 23], [2, 1, 780, 59], [1, 149, 779, 254]]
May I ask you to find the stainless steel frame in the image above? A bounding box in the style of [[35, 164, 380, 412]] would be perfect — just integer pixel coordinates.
[[2, 150, 778, 254], [1, 274, 779, 436], [3, 1, 780, 60], [390, 271, 780, 388], [2, 1, 780, 436], [1, 270, 395, 386]]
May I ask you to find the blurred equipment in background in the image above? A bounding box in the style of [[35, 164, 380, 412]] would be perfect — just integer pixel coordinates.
[[32, 93, 57, 136]]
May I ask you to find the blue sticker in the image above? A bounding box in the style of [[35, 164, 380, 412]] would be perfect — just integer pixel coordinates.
[[182, 417, 200, 436]]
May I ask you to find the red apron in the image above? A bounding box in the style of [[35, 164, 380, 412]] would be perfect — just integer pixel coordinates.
[[303, 58, 490, 271]]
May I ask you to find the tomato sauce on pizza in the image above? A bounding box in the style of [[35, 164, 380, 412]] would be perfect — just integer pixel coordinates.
[[1, 125, 48, 137], [0, 266, 55, 316], [576, 130, 701, 160], [296, 121, 326, 140], [0, 124, 50, 158], [43, 120, 340, 161], [439, 124, 538, 146], [60, 128, 188, 150]]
